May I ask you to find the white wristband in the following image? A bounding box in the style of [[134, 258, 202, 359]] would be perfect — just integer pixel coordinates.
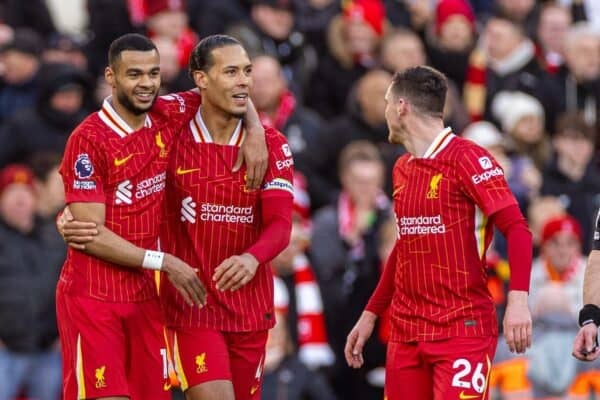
[[142, 250, 164, 271]]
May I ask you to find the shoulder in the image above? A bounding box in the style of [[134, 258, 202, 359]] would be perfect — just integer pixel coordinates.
[[67, 113, 105, 143], [265, 126, 291, 156], [154, 91, 201, 114]]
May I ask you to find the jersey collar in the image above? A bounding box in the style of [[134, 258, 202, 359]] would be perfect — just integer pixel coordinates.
[[422, 127, 454, 159], [98, 96, 152, 138], [189, 107, 245, 146]]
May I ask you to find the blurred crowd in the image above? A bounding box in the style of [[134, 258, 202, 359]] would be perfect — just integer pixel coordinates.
[[0, 0, 600, 399]]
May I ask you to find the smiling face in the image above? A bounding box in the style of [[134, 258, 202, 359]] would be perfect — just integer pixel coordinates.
[[105, 49, 161, 115], [194, 44, 252, 118]]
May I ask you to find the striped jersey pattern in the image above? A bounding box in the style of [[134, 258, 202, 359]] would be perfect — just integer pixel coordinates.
[[58, 91, 200, 302], [389, 128, 517, 342], [160, 112, 294, 332]]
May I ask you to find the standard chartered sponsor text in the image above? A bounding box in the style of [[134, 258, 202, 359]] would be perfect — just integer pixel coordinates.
[[399, 214, 446, 235], [200, 202, 254, 223], [135, 172, 166, 199]]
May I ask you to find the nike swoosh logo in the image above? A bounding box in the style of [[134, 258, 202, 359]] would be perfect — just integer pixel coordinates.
[[163, 382, 172, 391], [459, 391, 480, 400], [114, 154, 134, 166], [176, 167, 200, 175], [250, 385, 259, 395], [392, 185, 405, 196]]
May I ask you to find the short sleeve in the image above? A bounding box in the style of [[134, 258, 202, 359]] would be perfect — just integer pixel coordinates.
[[155, 90, 201, 131], [457, 144, 517, 216], [261, 128, 294, 198], [59, 129, 107, 204]]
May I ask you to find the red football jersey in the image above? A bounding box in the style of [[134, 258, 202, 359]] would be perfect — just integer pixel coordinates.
[[59, 92, 200, 302], [160, 111, 294, 331], [388, 128, 517, 342]]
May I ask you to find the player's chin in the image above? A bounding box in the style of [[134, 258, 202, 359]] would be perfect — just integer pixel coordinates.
[[229, 105, 247, 119]]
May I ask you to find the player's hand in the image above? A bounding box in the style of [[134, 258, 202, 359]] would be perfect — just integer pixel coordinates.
[[572, 323, 600, 361], [236, 99, 267, 190], [162, 253, 207, 307], [503, 290, 532, 354], [345, 311, 377, 369], [213, 253, 259, 291], [57, 206, 98, 250]]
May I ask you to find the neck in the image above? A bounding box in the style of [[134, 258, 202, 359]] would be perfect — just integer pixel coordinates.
[[200, 104, 241, 145], [109, 96, 147, 131], [403, 115, 446, 158]]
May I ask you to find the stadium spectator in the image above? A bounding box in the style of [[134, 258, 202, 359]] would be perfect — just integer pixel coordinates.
[[426, 0, 476, 92], [463, 12, 550, 125], [527, 195, 567, 250], [0, 28, 43, 124], [29, 152, 65, 221], [251, 55, 322, 180], [306, 0, 387, 118], [227, 0, 314, 99], [0, 164, 64, 400], [552, 22, 600, 148], [0, 62, 92, 166], [492, 90, 551, 170], [0, 0, 56, 37], [535, 3, 572, 75], [529, 215, 586, 314], [345, 66, 532, 400], [541, 112, 600, 253], [42, 33, 88, 71], [311, 140, 390, 400], [153, 36, 194, 93], [306, 69, 396, 208]]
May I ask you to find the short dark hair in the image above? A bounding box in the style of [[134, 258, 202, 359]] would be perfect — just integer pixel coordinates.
[[108, 33, 157, 68], [555, 112, 595, 143], [389, 66, 447, 118], [189, 34, 242, 75], [27, 151, 62, 182]]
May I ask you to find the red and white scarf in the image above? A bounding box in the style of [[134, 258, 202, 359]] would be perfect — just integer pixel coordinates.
[[273, 254, 335, 369], [258, 90, 297, 131]]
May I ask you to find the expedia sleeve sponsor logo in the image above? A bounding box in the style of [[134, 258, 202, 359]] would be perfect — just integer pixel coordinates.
[[471, 167, 504, 184], [262, 178, 294, 195], [399, 215, 446, 235]]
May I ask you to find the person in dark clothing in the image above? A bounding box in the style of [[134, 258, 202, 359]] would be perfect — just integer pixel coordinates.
[[251, 55, 322, 181], [0, 28, 43, 124], [541, 112, 600, 254], [305, 69, 402, 209], [227, 0, 315, 100], [0, 0, 56, 37], [551, 22, 600, 146], [0, 62, 92, 166], [0, 164, 65, 400], [310, 142, 390, 400], [305, 0, 386, 119]]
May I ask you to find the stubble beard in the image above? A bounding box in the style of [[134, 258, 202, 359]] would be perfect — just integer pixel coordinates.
[[117, 90, 156, 116]]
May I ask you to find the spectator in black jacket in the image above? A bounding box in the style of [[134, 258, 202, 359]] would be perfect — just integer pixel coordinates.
[[0, 62, 92, 166], [541, 112, 600, 254], [0, 28, 42, 124], [0, 164, 65, 400]]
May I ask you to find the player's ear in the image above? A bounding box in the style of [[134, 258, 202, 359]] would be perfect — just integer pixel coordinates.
[[192, 70, 207, 90], [105, 66, 116, 88]]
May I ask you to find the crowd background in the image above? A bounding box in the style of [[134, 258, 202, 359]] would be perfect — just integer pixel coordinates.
[[1, 0, 600, 399]]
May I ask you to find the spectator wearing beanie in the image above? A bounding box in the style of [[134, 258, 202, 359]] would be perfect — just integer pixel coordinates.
[[0, 164, 64, 400], [142, 0, 198, 70], [306, 0, 387, 118], [425, 0, 476, 92], [492, 90, 552, 170], [529, 214, 586, 315]]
